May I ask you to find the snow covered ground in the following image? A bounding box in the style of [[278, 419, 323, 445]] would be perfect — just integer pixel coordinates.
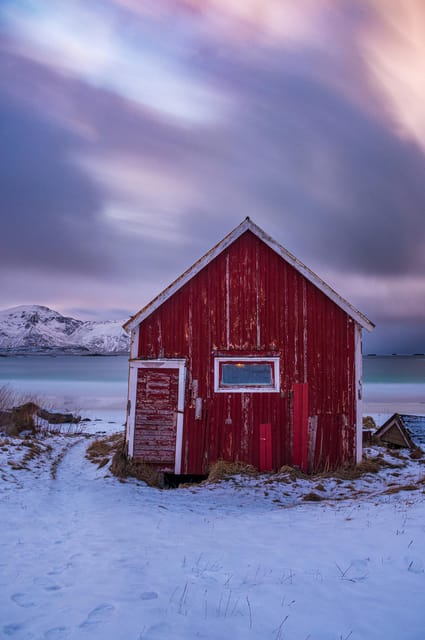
[[1, 415, 425, 640]]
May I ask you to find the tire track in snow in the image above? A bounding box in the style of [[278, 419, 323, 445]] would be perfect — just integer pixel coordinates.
[[49, 436, 87, 480]]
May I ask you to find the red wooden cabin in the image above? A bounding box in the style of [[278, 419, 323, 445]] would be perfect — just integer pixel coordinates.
[[124, 218, 374, 475]]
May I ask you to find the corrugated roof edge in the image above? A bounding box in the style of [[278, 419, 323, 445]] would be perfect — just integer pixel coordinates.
[[123, 217, 375, 333]]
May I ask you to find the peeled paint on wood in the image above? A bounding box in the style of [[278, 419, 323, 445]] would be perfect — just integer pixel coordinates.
[[134, 368, 179, 466]]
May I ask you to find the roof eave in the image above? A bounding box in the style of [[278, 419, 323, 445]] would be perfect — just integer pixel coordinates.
[[123, 217, 374, 333]]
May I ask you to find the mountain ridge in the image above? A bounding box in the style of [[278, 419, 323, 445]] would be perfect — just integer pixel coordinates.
[[0, 305, 130, 354]]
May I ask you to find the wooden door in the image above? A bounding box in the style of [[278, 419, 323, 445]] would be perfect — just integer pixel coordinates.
[[134, 368, 180, 471]]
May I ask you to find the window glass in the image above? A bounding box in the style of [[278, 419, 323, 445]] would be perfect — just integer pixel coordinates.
[[214, 357, 280, 393], [221, 363, 273, 386]]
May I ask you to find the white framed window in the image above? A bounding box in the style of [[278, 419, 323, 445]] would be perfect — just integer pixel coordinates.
[[214, 357, 280, 393]]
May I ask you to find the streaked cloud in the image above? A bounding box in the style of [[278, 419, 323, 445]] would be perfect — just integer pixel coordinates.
[[163, 0, 337, 48], [322, 272, 425, 321], [360, 0, 425, 151], [2, 1, 230, 125], [0, 0, 424, 352]]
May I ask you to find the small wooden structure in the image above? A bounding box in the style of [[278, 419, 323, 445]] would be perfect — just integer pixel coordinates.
[[124, 218, 374, 475], [375, 414, 425, 450]]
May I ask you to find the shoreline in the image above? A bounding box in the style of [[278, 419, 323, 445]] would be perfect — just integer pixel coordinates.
[[363, 401, 425, 417]]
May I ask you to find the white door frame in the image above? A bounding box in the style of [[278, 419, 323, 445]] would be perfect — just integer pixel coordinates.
[[127, 359, 186, 474], [354, 325, 363, 464]]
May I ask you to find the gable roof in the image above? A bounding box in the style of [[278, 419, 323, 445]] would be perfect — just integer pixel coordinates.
[[124, 217, 375, 332], [375, 414, 425, 449]]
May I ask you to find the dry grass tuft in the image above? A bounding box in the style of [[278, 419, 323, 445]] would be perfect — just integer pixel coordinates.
[[86, 433, 163, 487], [110, 445, 162, 487], [7, 461, 29, 471], [362, 416, 377, 430], [21, 441, 44, 462], [206, 460, 258, 483], [317, 453, 404, 481], [277, 465, 307, 481], [410, 447, 424, 460], [302, 491, 323, 502], [383, 484, 418, 494], [351, 457, 382, 475], [86, 433, 124, 467], [0, 387, 82, 437], [387, 449, 408, 461]]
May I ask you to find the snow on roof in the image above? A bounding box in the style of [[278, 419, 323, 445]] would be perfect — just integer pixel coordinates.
[[124, 217, 374, 332], [399, 414, 425, 447]]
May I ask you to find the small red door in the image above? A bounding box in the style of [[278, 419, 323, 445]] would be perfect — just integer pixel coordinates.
[[134, 368, 179, 471], [259, 423, 272, 471]]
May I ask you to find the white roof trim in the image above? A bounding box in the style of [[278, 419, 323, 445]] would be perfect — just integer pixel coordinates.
[[124, 217, 374, 332]]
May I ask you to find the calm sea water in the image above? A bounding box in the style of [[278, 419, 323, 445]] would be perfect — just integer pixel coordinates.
[[0, 354, 424, 413], [363, 355, 425, 413], [0, 355, 129, 411]]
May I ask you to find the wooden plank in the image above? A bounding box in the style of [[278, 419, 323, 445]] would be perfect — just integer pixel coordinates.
[[293, 383, 309, 472]]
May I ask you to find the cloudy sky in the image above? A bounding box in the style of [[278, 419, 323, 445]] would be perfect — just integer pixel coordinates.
[[1, 0, 424, 353]]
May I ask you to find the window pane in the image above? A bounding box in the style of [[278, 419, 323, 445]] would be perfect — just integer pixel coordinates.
[[221, 363, 273, 386]]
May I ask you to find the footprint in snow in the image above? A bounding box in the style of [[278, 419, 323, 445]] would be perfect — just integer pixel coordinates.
[[140, 592, 159, 600], [33, 577, 62, 591], [141, 622, 171, 639], [3, 622, 25, 636], [405, 556, 424, 573], [79, 603, 115, 629], [11, 592, 35, 608], [44, 627, 70, 640], [347, 558, 369, 581]]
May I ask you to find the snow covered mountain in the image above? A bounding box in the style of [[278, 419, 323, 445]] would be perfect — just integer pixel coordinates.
[[0, 305, 130, 354]]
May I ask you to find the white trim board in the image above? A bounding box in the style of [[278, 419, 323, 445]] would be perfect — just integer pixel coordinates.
[[355, 324, 363, 464], [124, 217, 375, 333]]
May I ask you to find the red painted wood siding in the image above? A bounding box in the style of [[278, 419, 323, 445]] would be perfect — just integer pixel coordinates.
[[134, 368, 179, 470], [136, 230, 356, 474]]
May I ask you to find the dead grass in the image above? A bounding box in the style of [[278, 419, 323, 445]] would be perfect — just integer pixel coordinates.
[[206, 460, 258, 483], [383, 484, 419, 495], [362, 416, 377, 430], [1, 434, 54, 476], [302, 491, 323, 502], [21, 441, 45, 463], [336, 458, 382, 479], [110, 445, 163, 488], [86, 433, 124, 467], [388, 449, 409, 461], [410, 447, 424, 460], [276, 465, 307, 481], [316, 453, 405, 481], [7, 460, 29, 471], [85, 433, 165, 488], [0, 386, 83, 436]]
